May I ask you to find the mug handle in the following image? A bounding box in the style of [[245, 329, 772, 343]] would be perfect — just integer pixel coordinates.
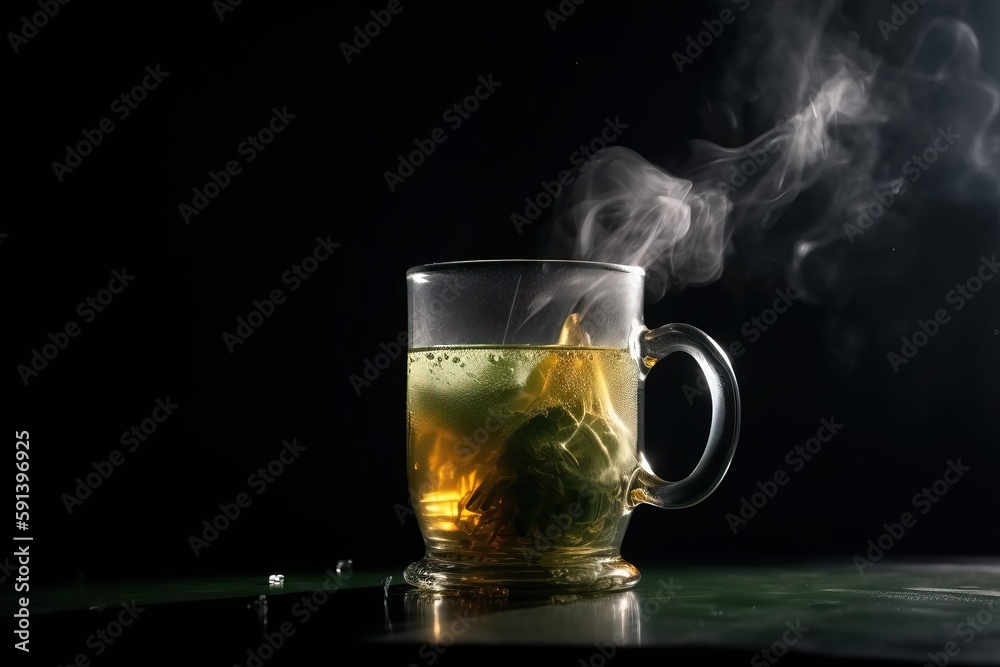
[[628, 323, 741, 509]]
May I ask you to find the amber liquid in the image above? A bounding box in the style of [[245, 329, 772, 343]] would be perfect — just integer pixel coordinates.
[[406, 345, 640, 564]]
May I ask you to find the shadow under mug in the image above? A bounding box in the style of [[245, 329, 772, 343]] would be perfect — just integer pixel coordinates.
[[403, 260, 740, 594]]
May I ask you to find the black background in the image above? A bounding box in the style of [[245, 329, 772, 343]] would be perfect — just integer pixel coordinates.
[[6, 0, 999, 591]]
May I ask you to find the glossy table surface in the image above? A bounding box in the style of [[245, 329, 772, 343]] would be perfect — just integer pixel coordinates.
[[10, 559, 1000, 665]]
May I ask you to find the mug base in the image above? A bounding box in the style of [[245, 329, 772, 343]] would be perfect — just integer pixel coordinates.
[[403, 554, 640, 595]]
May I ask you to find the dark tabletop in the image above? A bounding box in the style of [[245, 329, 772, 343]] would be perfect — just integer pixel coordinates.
[[8, 559, 1000, 666]]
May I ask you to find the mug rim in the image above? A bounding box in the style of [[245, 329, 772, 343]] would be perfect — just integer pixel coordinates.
[[406, 259, 645, 277]]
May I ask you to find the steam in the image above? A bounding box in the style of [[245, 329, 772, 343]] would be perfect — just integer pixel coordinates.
[[548, 149, 732, 299], [548, 0, 999, 303]]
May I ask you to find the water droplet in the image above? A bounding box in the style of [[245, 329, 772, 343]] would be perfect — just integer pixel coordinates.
[[250, 595, 268, 630], [443, 353, 449, 360], [452, 356, 460, 363], [382, 575, 393, 599], [425, 352, 434, 359], [336, 559, 353, 578]]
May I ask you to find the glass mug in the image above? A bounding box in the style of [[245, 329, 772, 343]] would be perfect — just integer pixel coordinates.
[[404, 260, 740, 594]]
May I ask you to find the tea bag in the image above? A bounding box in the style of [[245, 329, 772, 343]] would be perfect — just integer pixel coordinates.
[[466, 313, 632, 545], [509, 313, 632, 478]]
